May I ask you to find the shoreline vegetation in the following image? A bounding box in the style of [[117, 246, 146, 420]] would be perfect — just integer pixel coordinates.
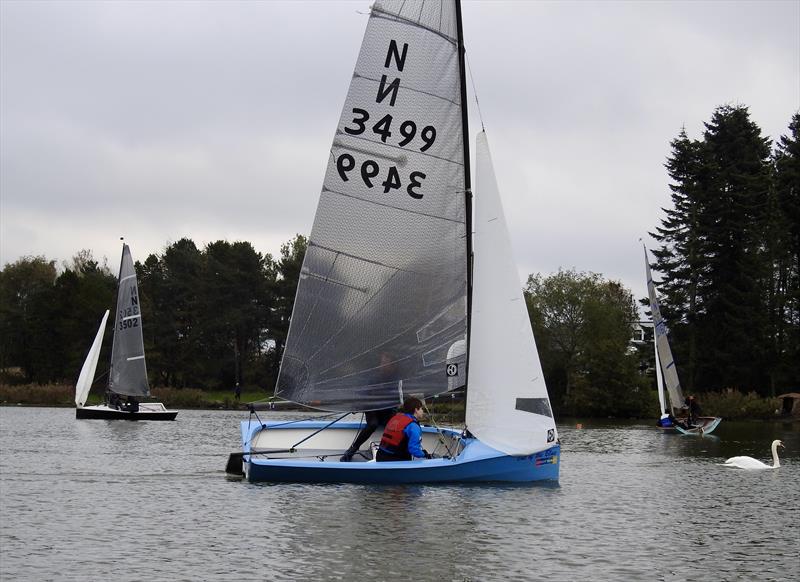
[[1, 384, 794, 422]]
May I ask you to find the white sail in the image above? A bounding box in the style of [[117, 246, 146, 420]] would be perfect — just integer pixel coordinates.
[[643, 244, 684, 410], [75, 310, 110, 408], [466, 131, 557, 456], [654, 332, 667, 417]]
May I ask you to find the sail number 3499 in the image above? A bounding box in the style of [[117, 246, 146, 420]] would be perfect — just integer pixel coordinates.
[[345, 108, 436, 151]]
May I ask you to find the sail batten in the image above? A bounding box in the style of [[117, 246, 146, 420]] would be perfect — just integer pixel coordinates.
[[371, 4, 458, 43], [347, 76, 462, 107]]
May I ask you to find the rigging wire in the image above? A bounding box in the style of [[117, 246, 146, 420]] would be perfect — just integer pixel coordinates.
[[422, 400, 459, 459], [465, 51, 485, 132]]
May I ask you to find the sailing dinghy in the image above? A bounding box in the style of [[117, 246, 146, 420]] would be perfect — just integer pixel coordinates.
[[643, 244, 720, 435], [230, 0, 558, 483], [75, 243, 177, 421]]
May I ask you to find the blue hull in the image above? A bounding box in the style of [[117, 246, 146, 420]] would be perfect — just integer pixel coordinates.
[[239, 421, 559, 484]]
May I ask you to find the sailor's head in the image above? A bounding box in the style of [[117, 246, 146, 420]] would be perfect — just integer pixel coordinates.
[[401, 396, 425, 419]]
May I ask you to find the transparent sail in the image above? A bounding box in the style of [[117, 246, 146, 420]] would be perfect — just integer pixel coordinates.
[[466, 132, 557, 455], [643, 244, 685, 410], [276, 0, 468, 411], [108, 244, 149, 398]]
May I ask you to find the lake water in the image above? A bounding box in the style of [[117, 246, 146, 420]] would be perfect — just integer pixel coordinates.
[[1, 407, 798, 581]]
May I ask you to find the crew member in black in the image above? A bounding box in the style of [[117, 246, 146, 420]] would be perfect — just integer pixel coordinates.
[[340, 407, 395, 461], [340, 352, 398, 462]]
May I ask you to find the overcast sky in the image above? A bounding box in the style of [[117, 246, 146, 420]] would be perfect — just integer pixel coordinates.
[[1, 0, 798, 305]]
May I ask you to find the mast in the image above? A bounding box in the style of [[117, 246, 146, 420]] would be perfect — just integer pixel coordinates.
[[455, 0, 473, 397]]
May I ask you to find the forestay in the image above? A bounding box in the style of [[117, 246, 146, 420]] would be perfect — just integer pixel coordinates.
[[466, 132, 557, 456], [276, 0, 468, 412], [109, 244, 149, 398], [643, 245, 684, 410]]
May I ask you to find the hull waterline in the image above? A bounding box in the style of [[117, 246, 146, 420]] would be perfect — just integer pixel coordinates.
[[76, 403, 178, 421], [233, 420, 559, 484], [673, 416, 722, 435]]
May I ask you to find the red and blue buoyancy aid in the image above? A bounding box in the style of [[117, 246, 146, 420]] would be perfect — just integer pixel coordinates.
[[378, 413, 418, 460]]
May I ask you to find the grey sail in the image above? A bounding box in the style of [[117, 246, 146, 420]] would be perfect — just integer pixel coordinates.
[[276, 0, 468, 411], [108, 244, 149, 398]]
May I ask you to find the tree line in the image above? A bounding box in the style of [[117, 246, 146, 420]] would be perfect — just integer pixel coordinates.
[[0, 233, 645, 417], [0, 237, 645, 415], [0, 236, 307, 391], [650, 106, 798, 396]]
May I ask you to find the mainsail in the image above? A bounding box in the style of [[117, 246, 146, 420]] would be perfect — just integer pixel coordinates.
[[108, 244, 150, 398], [643, 244, 684, 411], [466, 132, 557, 455], [276, 0, 468, 411]]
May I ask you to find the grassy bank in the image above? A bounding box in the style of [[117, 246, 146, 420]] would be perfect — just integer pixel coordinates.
[[0, 384, 793, 421], [0, 384, 271, 410]]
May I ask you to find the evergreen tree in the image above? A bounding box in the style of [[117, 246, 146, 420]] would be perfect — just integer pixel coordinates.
[[52, 255, 115, 382], [199, 240, 275, 389], [270, 235, 308, 380], [650, 129, 707, 390], [0, 257, 57, 382], [772, 113, 800, 391], [697, 105, 772, 391], [653, 105, 775, 394], [138, 238, 204, 387]]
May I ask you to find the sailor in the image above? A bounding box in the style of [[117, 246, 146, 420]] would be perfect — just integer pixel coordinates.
[[108, 392, 122, 410], [376, 397, 431, 461], [125, 396, 139, 413], [685, 395, 702, 426]]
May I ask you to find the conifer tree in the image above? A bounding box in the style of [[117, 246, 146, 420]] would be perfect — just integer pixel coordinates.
[[653, 105, 775, 394], [650, 129, 706, 390], [697, 105, 772, 391], [772, 113, 800, 391]]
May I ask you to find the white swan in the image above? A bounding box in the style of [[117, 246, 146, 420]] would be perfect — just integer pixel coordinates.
[[722, 440, 785, 470]]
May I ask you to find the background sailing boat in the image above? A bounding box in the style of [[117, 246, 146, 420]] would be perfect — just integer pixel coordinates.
[[75, 243, 177, 420], [643, 243, 719, 434]]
